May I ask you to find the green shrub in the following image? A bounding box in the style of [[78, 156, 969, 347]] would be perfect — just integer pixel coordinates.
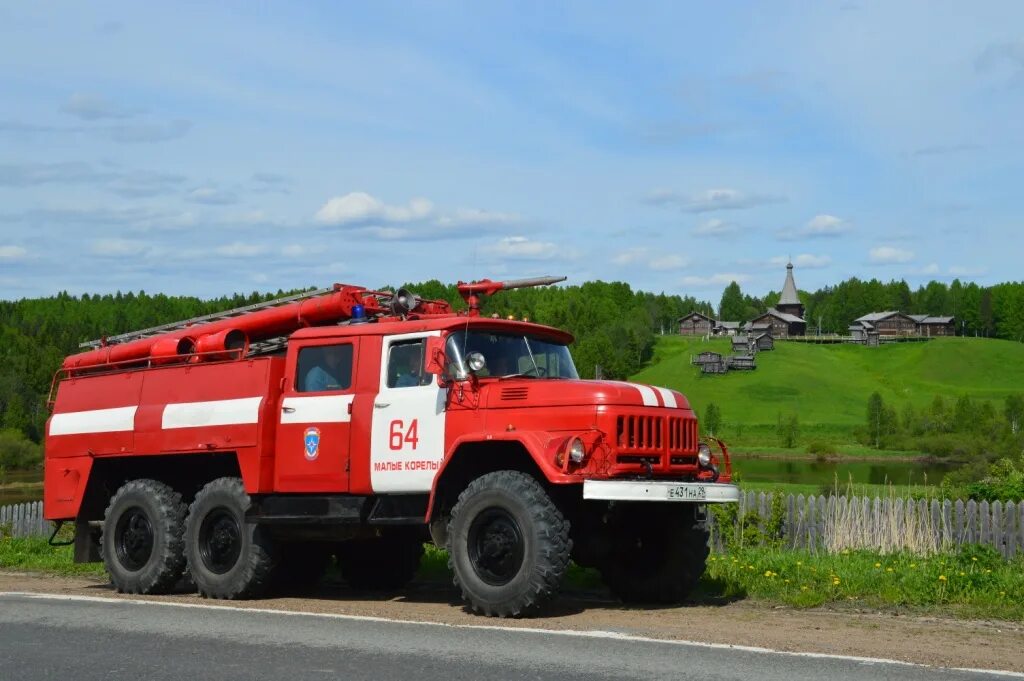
[[0, 429, 42, 470], [804, 439, 836, 457]]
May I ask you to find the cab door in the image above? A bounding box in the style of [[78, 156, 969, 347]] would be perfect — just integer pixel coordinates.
[[274, 339, 357, 492], [369, 331, 447, 493]]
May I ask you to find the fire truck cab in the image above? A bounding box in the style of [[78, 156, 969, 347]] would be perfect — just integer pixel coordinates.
[[45, 278, 738, 617]]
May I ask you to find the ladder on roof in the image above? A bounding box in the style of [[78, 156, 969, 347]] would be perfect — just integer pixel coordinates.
[[78, 287, 335, 349]]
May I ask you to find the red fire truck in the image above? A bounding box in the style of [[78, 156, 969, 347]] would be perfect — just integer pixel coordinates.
[[44, 277, 738, 617]]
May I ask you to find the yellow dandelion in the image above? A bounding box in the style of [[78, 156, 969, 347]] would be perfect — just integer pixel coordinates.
[[764, 570, 774, 577], [874, 562, 881, 568], [909, 563, 917, 568], [796, 561, 802, 566], [958, 571, 966, 576], [985, 569, 992, 574], [971, 556, 978, 562], [886, 568, 894, 573], [832, 578, 841, 586], [801, 585, 809, 591], [938, 575, 947, 582], [784, 579, 791, 584]]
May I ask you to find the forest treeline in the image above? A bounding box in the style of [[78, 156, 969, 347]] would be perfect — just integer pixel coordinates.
[[720, 277, 1024, 339], [2, 275, 1024, 457]]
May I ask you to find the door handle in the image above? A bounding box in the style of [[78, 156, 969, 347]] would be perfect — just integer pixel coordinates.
[[281, 406, 296, 413], [374, 402, 390, 409]]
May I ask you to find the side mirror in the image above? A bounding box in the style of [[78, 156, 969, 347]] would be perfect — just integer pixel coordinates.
[[424, 336, 446, 376]]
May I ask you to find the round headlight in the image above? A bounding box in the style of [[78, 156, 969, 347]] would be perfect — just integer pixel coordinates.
[[697, 443, 713, 468], [568, 437, 586, 464], [466, 351, 487, 372]]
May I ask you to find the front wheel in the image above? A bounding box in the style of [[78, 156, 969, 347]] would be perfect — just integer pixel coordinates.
[[447, 471, 571, 617], [599, 503, 709, 604], [185, 477, 276, 599]]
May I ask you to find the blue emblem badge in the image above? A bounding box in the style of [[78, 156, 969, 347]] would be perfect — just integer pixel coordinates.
[[304, 427, 321, 461]]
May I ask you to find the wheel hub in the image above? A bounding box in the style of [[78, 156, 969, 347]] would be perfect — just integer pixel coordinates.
[[198, 508, 242, 575], [114, 507, 154, 572], [467, 507, 525, 586]]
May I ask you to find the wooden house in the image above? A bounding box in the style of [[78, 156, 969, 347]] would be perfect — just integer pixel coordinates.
[[731, 335, 752, 353], [746, 309, 805, 338], [692, 351, 723, 366], [910, 315, 956, 336], [678, 311, 716, 336], [852, 311, 919, 337], [754, 333, 774, 351], [714, 321, 741, 336], [726, 354, 756, 370]]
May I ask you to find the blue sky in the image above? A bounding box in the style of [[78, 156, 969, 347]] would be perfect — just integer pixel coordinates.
[[1, 2, 1022, 303]]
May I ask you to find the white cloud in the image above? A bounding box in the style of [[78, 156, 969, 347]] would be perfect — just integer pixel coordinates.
[[869, 246, 914, 264], [314, 192, 433, 225], [484, 236, 557, 260], [214, 242, 269, 258], [188, 187, 238, 205], [778, 214, 852, 240], [0, 245, 27, 259], [647, 187, 784, 213], [60, 93, 141, 121], [91, 238, 148, 257], [611, 248, 688, 270], [803, 214, 850, 238], [681, 273, 750, 287], [611, 248, 649, 266], [281, 244, 306, 257], [770, 254, 832, 269], [436, 207, 520, 228], [649, 254, 690, 271], [948, 265, 988, 277], [921, 262, 941, 275], [692, 218, 738, 237]]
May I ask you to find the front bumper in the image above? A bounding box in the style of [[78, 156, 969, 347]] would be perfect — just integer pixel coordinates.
[[583, 479, 740, 503]]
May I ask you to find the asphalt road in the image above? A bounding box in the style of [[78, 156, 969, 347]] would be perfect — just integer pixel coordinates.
[[0, 593, 1016, 681]]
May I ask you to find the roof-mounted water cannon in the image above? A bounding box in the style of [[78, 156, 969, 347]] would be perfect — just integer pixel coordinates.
[[456, 275, 567, 316]]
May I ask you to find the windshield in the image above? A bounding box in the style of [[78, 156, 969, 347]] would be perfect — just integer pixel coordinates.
[[445, 330, 579, 380]]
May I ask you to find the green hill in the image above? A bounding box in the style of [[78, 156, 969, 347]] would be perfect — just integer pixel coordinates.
[[631, 337, 1024, 444]]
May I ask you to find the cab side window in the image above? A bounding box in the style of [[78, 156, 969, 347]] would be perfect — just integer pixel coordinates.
[[387, 340, 433, 388], [296, 344, 353, 393]]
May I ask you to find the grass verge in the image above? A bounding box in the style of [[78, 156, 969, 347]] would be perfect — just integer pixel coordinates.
[[702, 545, 1024, 620], [4, 536, 1020, 620]]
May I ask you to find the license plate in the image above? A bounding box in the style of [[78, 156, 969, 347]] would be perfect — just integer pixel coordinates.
[[667, 485, 706, 501]]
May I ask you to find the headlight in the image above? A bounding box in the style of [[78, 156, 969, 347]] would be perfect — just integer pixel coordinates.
[[466, 351, 487, 372], [697, 443, 713, 468], [568, 438, 586, 464]]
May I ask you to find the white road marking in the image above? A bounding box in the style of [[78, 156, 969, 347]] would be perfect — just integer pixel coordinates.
[[279, 395, 354, 424], [1, 592, 1019, 678], [48, 406, 137, 435], [162, 396, 263, 429]]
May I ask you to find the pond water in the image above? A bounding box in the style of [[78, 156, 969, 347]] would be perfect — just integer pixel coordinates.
[[731, 457, 953, 490], [0, 469, 43, 506]]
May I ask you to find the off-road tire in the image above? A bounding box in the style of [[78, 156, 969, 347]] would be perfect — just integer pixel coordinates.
[[599, 503, 709, 604], [101, 479, 187, 595], [447, 470, 571, 617], [272, 543, 331, 594], [185, 477, 276, 599], [336, 528, 424, 590]]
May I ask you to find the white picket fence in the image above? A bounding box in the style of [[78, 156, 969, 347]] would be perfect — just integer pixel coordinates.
[[0, 501, 50, 538], [710, 491, 1024, 558]]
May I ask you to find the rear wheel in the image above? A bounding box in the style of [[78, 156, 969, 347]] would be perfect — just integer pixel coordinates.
[[185, 477, 276, 599], [599, 503, 709, 604], [101, 479, 187, 594], [335, 528, 424, 590], [447, 470, 571, 617]]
